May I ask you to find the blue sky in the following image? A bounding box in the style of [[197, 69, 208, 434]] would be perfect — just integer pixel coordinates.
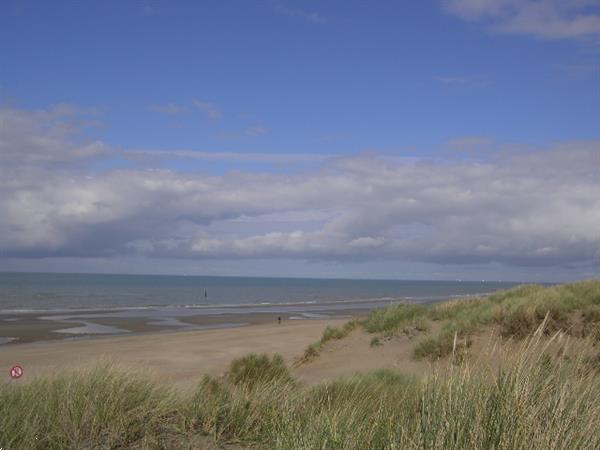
[[3, 0, 598, 153], [1, 1, 599, 281]]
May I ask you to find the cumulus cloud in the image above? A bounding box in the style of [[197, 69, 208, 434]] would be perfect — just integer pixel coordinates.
[[1, 105, 600, 269], [0, 104, 108, 166], [443, 0, 600, 40]]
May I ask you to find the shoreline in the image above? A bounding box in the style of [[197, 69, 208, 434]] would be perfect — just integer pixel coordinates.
[[0, 293, 495, 346], [0, 307, 361, 346]]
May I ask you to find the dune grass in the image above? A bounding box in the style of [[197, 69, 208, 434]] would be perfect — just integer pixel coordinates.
[[301, 319, 359, 361], [0, 366, 182, 449], [227, 353, 293, 388], [4, 326, 599, 449], [338, 280, 600, 362], [301, 281, 600, 363], [360, 303, 428, 334], [164, 329, 600, 448], [412, 280, 600, 360], [301, 304, 429, 360]]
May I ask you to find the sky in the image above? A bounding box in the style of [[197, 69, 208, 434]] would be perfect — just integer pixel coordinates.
[[0, 0, 599, 282]]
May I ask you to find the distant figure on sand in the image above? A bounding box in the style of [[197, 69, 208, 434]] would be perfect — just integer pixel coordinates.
[[278, 316, 281, 325]]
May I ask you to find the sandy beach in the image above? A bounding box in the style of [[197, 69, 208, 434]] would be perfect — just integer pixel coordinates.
[[0, 318, 350, 390]]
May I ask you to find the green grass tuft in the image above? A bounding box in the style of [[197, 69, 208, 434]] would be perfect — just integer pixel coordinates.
[[301, 320, 359, 361], [227, 353, 293, 388], [0, 365, 180, 449], [361, 303, 428, 334]]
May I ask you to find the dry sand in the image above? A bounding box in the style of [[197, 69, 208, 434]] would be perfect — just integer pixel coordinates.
[[0, 319, 349, 390], [1, 315, 445, 391]]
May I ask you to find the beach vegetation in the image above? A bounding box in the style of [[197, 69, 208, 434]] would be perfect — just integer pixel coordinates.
[[227, 353, 293, 389], [361, 303, 427, 334], [300, 319, 359, 362], [302, 280, 600, 362], [356, 279, 600, 361], [0, 365, 181, 449], [3, 328, 600, 448], [163, 330, 600, 448]]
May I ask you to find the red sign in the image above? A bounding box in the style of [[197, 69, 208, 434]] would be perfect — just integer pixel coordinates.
[[9, 364, 23, 379]]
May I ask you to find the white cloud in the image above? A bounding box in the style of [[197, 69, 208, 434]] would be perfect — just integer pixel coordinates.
[[2, 106, 600, 270], [443, 0, 600, 40], [0, 104, 108, 165]]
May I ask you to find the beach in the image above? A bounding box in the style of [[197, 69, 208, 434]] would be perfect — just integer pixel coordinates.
[[2, 280, 599, 448], [0, 318, 351, 389], [0, 274, 518, 391]]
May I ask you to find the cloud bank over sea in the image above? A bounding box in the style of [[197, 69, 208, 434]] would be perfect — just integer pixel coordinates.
[[1, 104, 599, 277]]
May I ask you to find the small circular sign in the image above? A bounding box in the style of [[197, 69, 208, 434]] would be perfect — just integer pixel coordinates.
[[9, 364, 23, 379]]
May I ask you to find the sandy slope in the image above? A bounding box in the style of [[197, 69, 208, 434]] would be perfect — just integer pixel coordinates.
[[294, 327, 434, 384]]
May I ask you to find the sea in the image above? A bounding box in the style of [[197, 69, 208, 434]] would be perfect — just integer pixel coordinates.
[[0, 272, 520, 343], [0, 272, 518, 312]]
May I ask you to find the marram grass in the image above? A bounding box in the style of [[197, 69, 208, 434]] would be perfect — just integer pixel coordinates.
[[0, 365, 183, 449], [300, 319, 359, 362], [191, 328, 600, 449], [2, 333, 599, 449], [353, 279, 600, 361]]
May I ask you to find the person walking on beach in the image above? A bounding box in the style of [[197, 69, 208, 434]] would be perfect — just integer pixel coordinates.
[[278, 316, 281, 325]]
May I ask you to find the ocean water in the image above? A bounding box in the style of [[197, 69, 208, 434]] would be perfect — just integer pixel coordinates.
[[0, 272, 518, 312], [0, 273, 523, 343]]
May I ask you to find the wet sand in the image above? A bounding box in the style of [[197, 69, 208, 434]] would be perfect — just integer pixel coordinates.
[[0, 303, 365, 344]]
